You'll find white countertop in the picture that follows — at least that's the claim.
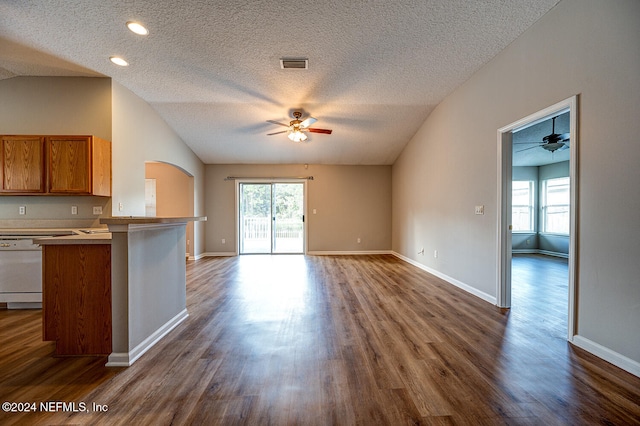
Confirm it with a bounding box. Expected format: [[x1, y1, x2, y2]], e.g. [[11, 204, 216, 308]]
[[0, 227, 111, 245], [33, 232, 111, 245]]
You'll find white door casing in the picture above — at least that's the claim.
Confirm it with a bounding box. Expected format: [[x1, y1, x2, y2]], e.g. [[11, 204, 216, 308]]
[[497, 95, 578, 341]]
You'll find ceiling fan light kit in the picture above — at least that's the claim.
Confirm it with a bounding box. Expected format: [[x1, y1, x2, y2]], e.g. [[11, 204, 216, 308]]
[[267, 110, 332, 143], [288, 130, 307, 142], [541, 142, 565, 152]]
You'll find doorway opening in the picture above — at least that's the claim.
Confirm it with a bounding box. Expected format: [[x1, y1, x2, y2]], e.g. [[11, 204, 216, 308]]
[[497, 96, 578, 341], [238, 182, 306, 254]]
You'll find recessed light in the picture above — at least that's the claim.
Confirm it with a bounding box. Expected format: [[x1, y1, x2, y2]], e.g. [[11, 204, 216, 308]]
[[109, 56, 129, 66], [127, 21, 149, 35]]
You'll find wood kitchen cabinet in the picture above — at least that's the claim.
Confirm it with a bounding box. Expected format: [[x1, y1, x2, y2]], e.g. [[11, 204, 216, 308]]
[[48, 135, 111, 196], [42, 243, 112, 356], [0, 135, 111, 196], [0, 135, 46, 193]]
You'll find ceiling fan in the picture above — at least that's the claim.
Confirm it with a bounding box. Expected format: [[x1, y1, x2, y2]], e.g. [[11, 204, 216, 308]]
[[266, 111, 332, 142], [515, 116, 570, 153]]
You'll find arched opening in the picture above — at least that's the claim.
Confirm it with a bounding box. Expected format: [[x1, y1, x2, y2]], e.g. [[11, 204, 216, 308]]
[[145, 161, 195, 258]]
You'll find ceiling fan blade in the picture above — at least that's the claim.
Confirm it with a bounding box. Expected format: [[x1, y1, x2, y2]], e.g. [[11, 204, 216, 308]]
[[308, 128, 332, 134], [558, 133, 570, 141], [300, 116, 317, 128], [515, 145, 542, 153], [267, 120, 290, 128], [267, 130, 288, 136]]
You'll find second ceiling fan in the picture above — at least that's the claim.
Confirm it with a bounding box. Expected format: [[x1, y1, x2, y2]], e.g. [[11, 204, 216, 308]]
[[267, 111, 332, 142], [515, 115, 570, 153]]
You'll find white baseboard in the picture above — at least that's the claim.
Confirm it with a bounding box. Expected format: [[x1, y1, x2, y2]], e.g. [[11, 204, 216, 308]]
[[392, 252, 496, 305], [106, 309, 189, 367], [572, 335, 640, 378], [307, 250, 392, 256], [512, 249, 568, 259], [189, 252, 210, 260], [537, 250, 569, 259], [201, 251, 237, 257], [200, 250, 393, 257], [512, 249, 537, 254]]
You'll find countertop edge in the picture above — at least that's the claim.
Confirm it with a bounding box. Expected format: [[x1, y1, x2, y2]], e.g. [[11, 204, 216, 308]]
[[34, 234, 112, 245], [100, 216, 207, 225]]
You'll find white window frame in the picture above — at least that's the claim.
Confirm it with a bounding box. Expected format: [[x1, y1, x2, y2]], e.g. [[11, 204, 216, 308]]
[[541, 177, 570, 235], [512, 180, 535, 232]]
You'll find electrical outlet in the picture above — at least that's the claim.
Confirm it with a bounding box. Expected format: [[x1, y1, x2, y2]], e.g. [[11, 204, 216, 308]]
[[19, 206, 26, 215], [221, 238, 226, 244], [93, 206, 103, 215], [118, 202, 124, 212], [434, 250, 438, 258], [357, 237, 361, 244], [71, 205, 78, 215]]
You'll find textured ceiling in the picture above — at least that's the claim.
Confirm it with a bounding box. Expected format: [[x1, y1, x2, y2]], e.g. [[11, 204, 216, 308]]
[[0, 0, 561, 165]]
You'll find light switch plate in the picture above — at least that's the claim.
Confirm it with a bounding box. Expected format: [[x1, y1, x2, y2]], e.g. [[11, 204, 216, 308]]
[[93, 206, 103, 215], [475, 205, 484, 215]]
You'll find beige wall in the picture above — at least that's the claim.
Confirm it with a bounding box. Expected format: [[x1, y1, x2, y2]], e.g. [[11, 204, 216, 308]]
[[205, 164, 391, 254], [111, 82, 206, 257], [0, 76, 112, 138], [0, 77, 112, 227], [145, 162, 195, 256], [392, 0, 640, 367]]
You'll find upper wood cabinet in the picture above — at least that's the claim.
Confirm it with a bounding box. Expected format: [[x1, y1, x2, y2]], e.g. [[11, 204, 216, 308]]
[[0, 135, 111, 196], [0, 135, 46, 193], [48, 136, 111, 196]]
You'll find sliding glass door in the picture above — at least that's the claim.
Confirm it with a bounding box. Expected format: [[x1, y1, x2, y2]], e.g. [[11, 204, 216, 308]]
[[239, 183, 272, 253], [239, 182, 304, 254]]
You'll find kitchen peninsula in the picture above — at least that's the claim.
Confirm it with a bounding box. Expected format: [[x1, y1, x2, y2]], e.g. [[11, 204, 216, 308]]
[[37, 216, 205, 366]]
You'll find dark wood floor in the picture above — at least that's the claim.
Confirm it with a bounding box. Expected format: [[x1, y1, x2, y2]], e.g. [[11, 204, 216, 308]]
[[1, 254, 639, 425]]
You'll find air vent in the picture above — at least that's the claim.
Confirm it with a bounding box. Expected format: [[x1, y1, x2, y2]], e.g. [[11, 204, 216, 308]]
[[280, 58, 308, 69]]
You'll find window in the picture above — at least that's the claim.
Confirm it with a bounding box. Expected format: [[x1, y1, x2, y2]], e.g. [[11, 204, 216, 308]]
[[512, 180, 534, 232], [542, 177, 570, 234]]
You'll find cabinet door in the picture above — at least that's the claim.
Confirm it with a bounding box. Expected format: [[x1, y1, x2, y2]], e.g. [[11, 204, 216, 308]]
[[0, 136, 45, 193], [92, 136, 112, 196], [48, 136, 91, 194], [42, 244, 112, 355]]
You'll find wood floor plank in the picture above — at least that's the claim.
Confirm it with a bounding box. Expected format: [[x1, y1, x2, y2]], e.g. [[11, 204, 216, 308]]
[[1, 254, 639, 425]]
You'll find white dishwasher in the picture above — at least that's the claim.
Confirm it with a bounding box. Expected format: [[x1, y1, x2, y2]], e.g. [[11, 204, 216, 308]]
[[0, 236, 44, 309]]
